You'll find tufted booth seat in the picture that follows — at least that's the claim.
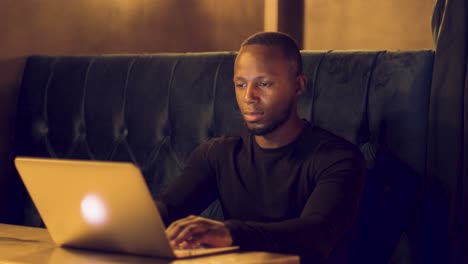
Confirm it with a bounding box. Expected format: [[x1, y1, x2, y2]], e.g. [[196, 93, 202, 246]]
[[4, 51, 434, 262]]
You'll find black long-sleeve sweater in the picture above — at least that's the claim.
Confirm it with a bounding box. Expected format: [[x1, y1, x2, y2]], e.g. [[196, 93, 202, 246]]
[[156, 122, 366, 262]]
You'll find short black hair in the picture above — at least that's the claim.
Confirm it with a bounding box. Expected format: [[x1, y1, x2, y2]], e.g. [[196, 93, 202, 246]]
[[241, 32, 303, 76]]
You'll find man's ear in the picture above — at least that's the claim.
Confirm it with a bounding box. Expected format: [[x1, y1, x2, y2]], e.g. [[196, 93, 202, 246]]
[[295, 74, 306, 96]]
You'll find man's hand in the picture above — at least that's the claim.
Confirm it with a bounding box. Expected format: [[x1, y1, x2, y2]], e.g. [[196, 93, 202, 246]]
[[166, 215, 233, 249]]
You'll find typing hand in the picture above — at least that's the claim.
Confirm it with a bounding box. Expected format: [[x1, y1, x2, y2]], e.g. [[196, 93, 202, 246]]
[[166, 215, 233, 249]]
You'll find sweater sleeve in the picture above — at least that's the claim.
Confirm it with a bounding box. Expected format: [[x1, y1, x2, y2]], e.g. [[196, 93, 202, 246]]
[[224, 142, 366, 259], [156, 140, 219, 226]]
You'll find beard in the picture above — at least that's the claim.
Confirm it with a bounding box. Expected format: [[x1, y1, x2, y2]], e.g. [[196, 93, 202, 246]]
[[245, 100, 294, 136]]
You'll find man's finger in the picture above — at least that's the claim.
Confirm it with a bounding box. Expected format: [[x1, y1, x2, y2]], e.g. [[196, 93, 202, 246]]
[[173, 223, 206, 245], [166, 215, 232, 248], [166, 215, 198, 240], [167, 215, 197, 232], [196, 228, 233, 248]]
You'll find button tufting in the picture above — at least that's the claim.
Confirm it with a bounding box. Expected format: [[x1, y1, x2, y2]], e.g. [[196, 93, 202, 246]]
[[119, 127, 128, 138], [164, 126, 171, 137], [78, 125, 87, 139], [207, 130, 215, 138], [33, 120, 49, 138]]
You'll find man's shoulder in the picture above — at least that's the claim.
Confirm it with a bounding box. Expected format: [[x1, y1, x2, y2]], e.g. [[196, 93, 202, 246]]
[[308, 126, 352, 144], [188, 135, 243, 164], [200, 135, 243, 153], [302, 125, 361, 157], [207, 134, 243, 145]]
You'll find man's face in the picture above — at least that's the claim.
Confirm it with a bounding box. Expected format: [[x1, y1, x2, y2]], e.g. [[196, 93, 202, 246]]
[[234, 45, 302, 135]]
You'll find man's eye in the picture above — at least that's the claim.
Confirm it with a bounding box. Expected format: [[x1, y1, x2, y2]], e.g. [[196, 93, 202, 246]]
[[259, 82, 271, 88], [235, 83, 246, 88]]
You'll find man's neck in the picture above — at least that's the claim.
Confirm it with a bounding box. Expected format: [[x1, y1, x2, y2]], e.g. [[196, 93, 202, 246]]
[[254, 117, 305, 149]]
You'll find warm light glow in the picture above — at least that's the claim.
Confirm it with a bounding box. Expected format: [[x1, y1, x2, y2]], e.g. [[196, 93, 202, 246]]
[[81, 194, 107, 226], [264, 0, 279, 31]]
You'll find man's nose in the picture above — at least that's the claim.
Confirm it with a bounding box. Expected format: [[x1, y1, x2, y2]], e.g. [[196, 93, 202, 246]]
[[243, 84, 258, 103]]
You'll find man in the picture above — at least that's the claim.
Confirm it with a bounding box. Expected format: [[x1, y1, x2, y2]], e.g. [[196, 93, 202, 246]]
[[156, 32, 366, 263]]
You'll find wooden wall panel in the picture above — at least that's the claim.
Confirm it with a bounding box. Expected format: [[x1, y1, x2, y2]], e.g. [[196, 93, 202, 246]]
[[304, 0, 434, 50]]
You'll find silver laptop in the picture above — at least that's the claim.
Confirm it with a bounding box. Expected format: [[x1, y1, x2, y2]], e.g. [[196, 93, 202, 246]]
[[14, 157, 238, 258]]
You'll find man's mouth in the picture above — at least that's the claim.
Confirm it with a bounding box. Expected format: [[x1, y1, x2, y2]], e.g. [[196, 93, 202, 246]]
[[243, 111, 264, 122]]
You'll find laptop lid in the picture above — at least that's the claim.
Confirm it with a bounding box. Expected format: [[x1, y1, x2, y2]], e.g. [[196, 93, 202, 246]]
[[15, 157, 178, 258]]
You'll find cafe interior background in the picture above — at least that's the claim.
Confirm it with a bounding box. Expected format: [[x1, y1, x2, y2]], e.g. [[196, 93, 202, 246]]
[[3, 0, 467, 263], [0, 1, 434, 170]]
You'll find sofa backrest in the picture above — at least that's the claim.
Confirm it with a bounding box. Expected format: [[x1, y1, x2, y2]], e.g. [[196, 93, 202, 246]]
[[7, 51, 433, 227]]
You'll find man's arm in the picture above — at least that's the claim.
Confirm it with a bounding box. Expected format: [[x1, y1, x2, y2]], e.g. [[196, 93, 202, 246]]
[[167, 143, 365, 259], [224, 144, 366, 258], [156, 140, 219, 225]]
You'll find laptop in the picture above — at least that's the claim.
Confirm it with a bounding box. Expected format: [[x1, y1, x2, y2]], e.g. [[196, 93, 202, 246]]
[[14, 157, 239, 258]]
